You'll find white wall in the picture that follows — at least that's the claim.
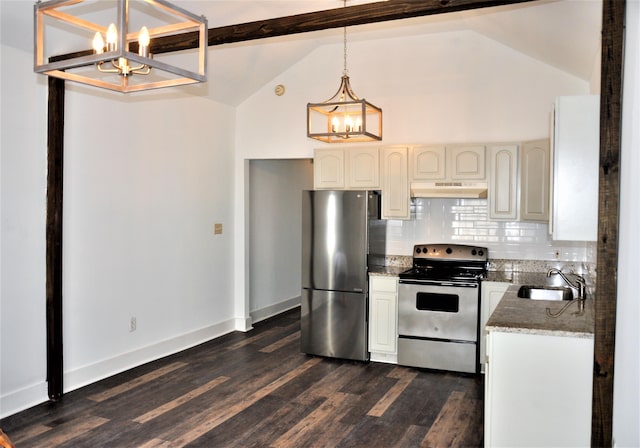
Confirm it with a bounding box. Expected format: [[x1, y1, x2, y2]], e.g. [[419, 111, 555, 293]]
[[0, 44, 238, 417], [613, 2, 640, 446], [248, 159, 313, 322], [62, 86, 237, 389], [1, 45, 49, 416]]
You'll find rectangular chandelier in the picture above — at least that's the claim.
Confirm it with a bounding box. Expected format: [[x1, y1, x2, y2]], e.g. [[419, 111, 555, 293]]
[[307, 79, 383, 144], [34, 0, 207, 93]]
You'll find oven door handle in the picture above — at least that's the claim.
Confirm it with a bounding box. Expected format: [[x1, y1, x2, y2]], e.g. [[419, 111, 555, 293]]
[[399, 280, 479, 288]]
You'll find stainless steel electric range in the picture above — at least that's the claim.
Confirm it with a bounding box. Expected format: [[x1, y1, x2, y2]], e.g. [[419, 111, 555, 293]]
[[398, 243, 488, 373]]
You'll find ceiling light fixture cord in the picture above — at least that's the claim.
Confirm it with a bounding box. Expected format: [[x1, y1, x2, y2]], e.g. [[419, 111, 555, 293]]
[[343, 0, 348, 76]]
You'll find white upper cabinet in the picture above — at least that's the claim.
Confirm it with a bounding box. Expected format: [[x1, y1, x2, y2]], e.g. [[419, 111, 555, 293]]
[[313, 147, 379, 190], [550, 96, 599, 241], [448, 145, 487, 180], [410, 145, 446, 180], [488, 140, 550, 222], [381, 146, 410, 219], [520, 139, 550, 222], [489, 145, 519, 220], [314, 148, 345, 189], [410, 145, 486, 182], [346, 148, 380, 189]]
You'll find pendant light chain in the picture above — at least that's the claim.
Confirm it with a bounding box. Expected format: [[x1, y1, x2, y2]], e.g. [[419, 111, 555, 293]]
[[343, 26, 348, 76], [305, 0, 382, 143], [343, 0, 348, 76]]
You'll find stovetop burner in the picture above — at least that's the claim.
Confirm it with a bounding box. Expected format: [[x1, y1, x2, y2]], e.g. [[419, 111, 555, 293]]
[[400, 243, 488, 282], [400, 266, 486, 281]]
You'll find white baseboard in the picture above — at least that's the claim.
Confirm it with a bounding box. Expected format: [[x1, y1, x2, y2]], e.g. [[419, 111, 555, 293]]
[[250, 296, 301, 324], [64, 318, 236, 396], [0, 381, 48, 419], [370, 352, 398, 364], [234, 316, 253, 332]]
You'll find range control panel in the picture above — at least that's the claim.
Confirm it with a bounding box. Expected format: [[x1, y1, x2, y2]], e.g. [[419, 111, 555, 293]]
[[412, 243, 488, 262]]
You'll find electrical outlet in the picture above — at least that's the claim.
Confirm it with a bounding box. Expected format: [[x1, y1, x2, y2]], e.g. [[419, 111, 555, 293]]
[[214, 223, 223, 235], [130, 317, 137, 332]]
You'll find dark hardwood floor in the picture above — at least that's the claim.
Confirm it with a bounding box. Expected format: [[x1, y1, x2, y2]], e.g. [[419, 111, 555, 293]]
[[0, 309, 484, 447]]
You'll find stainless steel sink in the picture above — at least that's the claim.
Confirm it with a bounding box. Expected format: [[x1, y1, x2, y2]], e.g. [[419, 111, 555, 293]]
[[517, 285, 574, 301]]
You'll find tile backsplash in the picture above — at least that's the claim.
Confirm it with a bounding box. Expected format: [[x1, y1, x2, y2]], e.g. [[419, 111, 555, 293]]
[[386, 198, 596, 264]]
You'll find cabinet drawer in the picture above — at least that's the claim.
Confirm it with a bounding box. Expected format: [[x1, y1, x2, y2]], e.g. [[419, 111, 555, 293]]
[[370, 276, 398, 293]]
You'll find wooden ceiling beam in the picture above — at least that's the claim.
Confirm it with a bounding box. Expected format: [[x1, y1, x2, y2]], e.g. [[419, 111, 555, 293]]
[[162, 0, 537, 52], [51, 0, 537, 61]]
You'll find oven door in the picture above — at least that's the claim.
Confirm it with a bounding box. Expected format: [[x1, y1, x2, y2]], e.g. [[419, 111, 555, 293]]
[[397, 279, 480, 373], [398, 280, 479, 342]]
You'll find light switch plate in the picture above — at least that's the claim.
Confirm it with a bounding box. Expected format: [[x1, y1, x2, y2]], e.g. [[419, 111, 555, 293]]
[[214, 223, 223, 235]]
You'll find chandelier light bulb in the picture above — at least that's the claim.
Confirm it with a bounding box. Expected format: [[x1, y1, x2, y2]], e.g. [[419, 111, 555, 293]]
[[344, 116, 353, 133], [138, 26, 150, 57], [106, 23, 118, 51], [331, 117, 340, 133], [92, 32, 104, 54]]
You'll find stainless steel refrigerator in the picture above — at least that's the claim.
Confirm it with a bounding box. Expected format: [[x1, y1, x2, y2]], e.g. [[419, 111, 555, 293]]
[[301, 190, 386, 361]]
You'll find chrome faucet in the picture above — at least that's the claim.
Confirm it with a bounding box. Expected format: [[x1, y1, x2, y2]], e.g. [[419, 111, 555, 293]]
[[547, 268, 586, 313]]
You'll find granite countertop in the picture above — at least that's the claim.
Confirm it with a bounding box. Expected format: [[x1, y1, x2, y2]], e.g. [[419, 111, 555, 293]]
[[368, 265, 408, 277], [485, 276, 595, 338], [369, 263, 595, 338]]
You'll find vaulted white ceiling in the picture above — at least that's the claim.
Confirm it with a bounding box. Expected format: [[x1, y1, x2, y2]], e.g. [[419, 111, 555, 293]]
[[1, 0, 602, 106]]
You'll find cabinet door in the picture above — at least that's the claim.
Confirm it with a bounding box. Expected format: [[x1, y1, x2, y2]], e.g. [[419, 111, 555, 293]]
[[368, 277, 398, 357], [314, 148, 344, 189], [520, 139, 550, 222], [346, 148, 379, 189], [551, 96, 599, 241], [489, 145, 518, 220], [480, 281, 509, 371], [381, 147, 410, 219], [448, 145, 486, 180], [485, 331, 593, 447], [409, 145, 446, 181]]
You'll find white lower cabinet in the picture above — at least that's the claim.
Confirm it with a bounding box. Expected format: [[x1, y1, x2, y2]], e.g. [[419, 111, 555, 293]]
[[479, 281, 509, 372], [484, 330, 594, 447], [368, 276, 398, 363]]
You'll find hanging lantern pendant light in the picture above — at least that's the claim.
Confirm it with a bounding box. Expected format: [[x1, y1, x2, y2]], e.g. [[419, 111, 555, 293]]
[[34, 0, 208, 93], [307, 2, 382, 143]]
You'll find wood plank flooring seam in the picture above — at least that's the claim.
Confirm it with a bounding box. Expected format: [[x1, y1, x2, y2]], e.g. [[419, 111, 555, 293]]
[[367, 368, 418, 417], [88, 361, 188, 402], [16, 415, 110, 447], [421, 390, 483, 447], [132, 375, 231, 424], [269, 392, 350, 448], [137, 438, 174, 448], [225, 327, 282, 350], [9, 423, 53, 445], [259, 331, 300, 353]]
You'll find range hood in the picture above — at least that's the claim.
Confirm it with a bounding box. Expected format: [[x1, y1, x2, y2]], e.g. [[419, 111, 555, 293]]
[[410, 182, 488, 199]]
